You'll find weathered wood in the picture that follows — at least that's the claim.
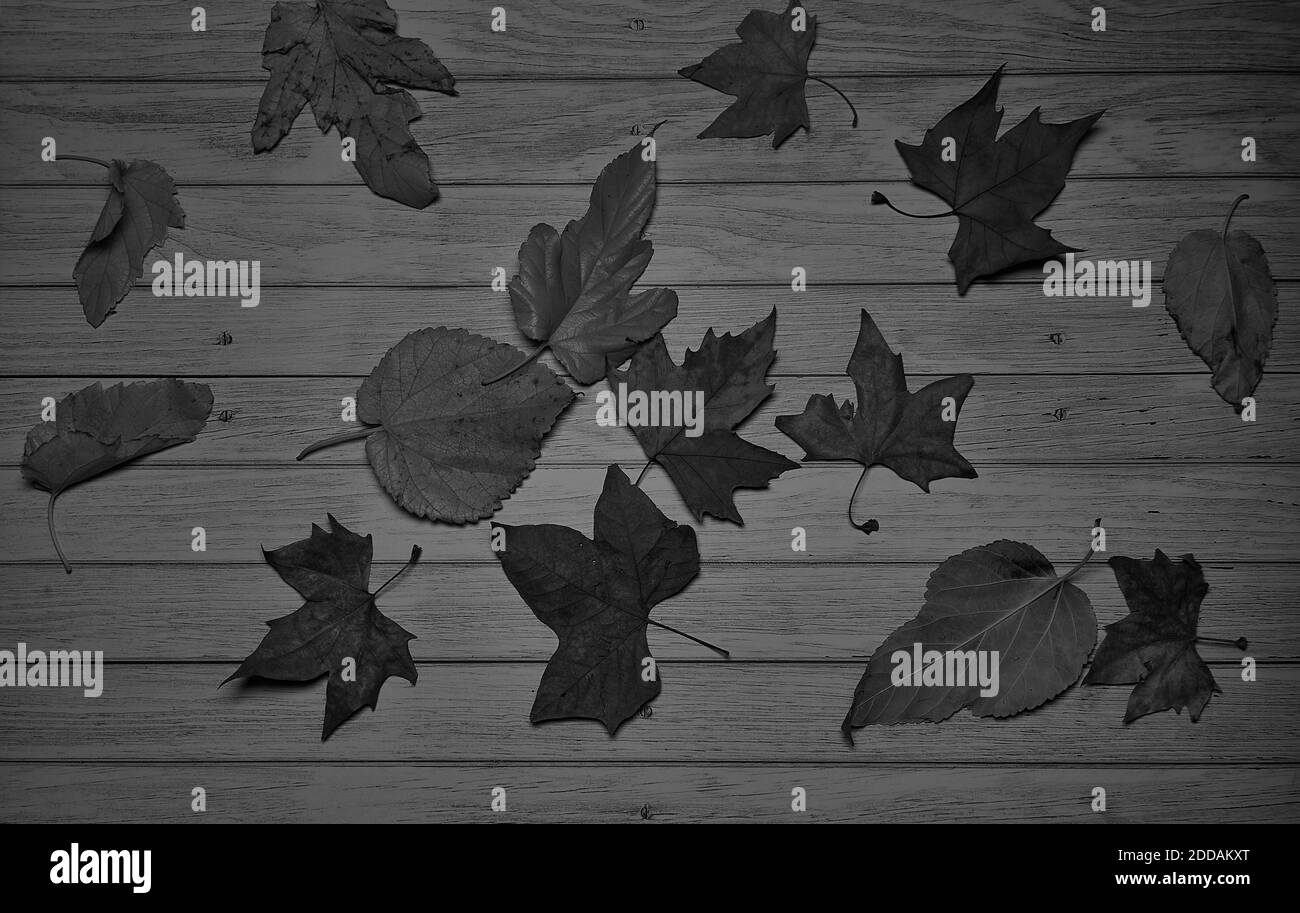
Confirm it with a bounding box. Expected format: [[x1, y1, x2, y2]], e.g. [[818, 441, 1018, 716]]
[[5, 76, 1295, 184], [2, 0, 1295, 79], [2, 181, 1295, 287], [0, 664, 1290, 763], [2, 375, 1294, 466], [3, 286, 1297, 377], [0, 562, 1283, 661], [2, 464, 1294, 564], [0, 764, 1291, 823]]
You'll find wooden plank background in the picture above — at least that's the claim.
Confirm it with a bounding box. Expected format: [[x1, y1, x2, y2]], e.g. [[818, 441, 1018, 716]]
[[0, 0, 1297, 823]]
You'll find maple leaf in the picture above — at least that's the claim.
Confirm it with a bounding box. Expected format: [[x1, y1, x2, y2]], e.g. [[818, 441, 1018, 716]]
[[1085, 551, 1242, 723], [875, 66, 1103, 293], [296, 327, 575, 522], [251, 0, 457, 208], [843, 538, 1097, 737], [21, 379, 213, 574], [494, 464, 703, 733], [65, 156, 185, 328], [607, 310, 798, 524], [776, 309, 975, 532], [1164, 195, 1279, 409], [225, 515, 420, 740], [495, 144, 678, 386], [678, 0, 857, 149]]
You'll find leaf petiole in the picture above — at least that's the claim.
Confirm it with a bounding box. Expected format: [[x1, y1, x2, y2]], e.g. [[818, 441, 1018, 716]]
[[55, 154, 112, 169], [371, 545, 423, 600], [296, 426, 374, 460], [1222, 194, 1249, 236], [1196, 635, 1248, 650], [48, 492, 72, 574], [807, 75, 859, 128], [846, 465, 875, 532], [481, 344, 548, 386], [871, 191, 954, 219], [647, 618, 729, 658]]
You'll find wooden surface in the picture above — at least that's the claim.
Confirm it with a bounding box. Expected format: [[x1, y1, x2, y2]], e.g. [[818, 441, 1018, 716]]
[[0, 0, 1297, 823]]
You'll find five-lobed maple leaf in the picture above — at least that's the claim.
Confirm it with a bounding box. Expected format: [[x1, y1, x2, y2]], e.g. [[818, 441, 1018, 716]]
[[608, 310, 798, 524], [498, 143, 679, 386], [63, 155, 185, 327], [1164, 195, 1279, 410], [1085, 551, 1241, 723], [252, 0, 457, 208], [843, 538, 1098, 738], [296, 327, 575, 522], [21, 378, 213, 574], [875, 66, 1103, 293], [776, 309, 975, 531], [225, 515, 420, 740], [678, 0, 857, 148], [494, 464, 704, 733]]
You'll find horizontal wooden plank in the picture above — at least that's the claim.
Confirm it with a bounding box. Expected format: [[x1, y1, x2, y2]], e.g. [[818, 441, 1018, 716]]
[[2, 0, 1295, 79], [0, 764, 1291, 823], [6, 75, 1296, 184], [4, 286, 1298, 377], [0, 664, 1290, 762], [0, 562, 1284, 661], [2, 464, 1295, 564], [3, 375, 1296, 467], [2, 180, 1296, 287]]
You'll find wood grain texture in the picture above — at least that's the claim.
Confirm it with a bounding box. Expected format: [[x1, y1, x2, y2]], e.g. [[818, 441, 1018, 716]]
[[0, 664, 1291, 763], [0, 563, 1283, 661], [2, 0, 1296, 79], [3, 376, 1296, 466], [4, 286, 1299, 377], [2, 464, 1295, 564], [3, 181, 1296, 288], [6, 76, 1296, 184], [0, 765, 1292, 823]]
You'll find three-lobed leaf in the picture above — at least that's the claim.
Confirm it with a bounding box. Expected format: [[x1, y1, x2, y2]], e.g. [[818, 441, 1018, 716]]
[[843, 539, 1097, 735], [252, 0, 457, 208], [21, 379, 213, 573], [225, 515, 418, 740], [608, 310, 798, 523], [494, 464, 700, 733], [74, 159, 186, 327], [1164, 195, 1278, 409], [508, 144, 678, 384]]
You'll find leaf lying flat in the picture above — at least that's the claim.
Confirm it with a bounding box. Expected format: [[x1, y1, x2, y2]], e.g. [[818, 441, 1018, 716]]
[[298, 327, 575, 522], [494, 465, 700, 733], [608, 310, 798, 524], [843, 540, 1097, 735], [886, 66, 1103, 293], [252, 0, 457, 208], [507, 144, 678, 384], [1164, 195, 1278, 409], [74, 159, 185, 327], [776, 309, 975, 529], [21, 379, 213, 573], [1085, 551, 1221, 723], [225, 515, 418, 740]]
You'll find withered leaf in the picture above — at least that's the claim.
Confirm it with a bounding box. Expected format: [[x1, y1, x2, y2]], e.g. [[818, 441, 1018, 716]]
[[879, 66, 1102, 293], [252, 0, 457, 208], [608, 310, 798, 524], [225, 515, 419, 740], [296, 327, 575, 522], [73, 158, 185, 327], [21, 379, 213, 573], [494, 465, 700, 733]]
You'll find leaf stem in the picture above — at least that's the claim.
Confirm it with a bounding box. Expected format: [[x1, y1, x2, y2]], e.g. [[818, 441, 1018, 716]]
[[871, 191, 954, 219], [295, 426, 374, 460], [1196, 636, 1248, 650], [647, 618, 729, 658], [481, 344, 548, 386], [55, 154, 111, 169], [48, 493, 72, 574], [635, 459, 654, 486], [847, 465, 871, 531], [372, 545, 422, 600], [807, 75, 859, 128], [1222, 194, 1249, 235], [1060, 527, 1101, 584]]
